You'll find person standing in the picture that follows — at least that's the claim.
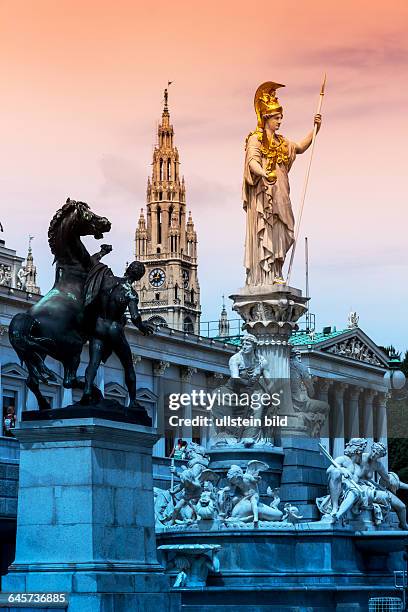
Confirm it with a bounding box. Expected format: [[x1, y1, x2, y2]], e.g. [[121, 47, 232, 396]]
[[3, 406, 16, 437]]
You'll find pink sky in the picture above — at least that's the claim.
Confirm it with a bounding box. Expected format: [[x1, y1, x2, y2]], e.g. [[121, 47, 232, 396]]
[[1, 0, 408, 349]]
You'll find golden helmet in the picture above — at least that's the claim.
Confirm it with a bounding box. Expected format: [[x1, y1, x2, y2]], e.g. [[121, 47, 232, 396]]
[[254, 81, 285, 129]]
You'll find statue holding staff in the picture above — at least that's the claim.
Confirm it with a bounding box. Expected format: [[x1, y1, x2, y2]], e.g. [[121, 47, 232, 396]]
[[243, 81, 322, 285]]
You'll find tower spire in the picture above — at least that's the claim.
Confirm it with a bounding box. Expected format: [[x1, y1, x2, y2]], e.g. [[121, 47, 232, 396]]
[[134, 86, 201, 334]]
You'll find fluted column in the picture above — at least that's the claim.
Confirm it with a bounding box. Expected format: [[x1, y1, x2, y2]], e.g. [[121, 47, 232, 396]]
[[333, 383, 347, 459], [375, 392, 389, 470], [180, 366, 197, 443], [346, 386, 362, 439], [153, 360, 170, 457], [317, 379, 331, 451], [362, 389, 377, 445]]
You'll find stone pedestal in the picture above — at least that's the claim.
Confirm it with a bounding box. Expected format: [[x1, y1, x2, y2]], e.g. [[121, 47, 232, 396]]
[[229, 284, 308, 435], [2, 416, 178, 612], [229, 284, 328, 517]]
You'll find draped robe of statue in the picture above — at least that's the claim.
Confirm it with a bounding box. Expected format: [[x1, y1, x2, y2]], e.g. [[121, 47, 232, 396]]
[[243, 132, 297, 285]]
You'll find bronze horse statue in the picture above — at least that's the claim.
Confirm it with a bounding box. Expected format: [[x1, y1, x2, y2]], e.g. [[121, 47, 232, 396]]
[[9, 198, 112, 410]]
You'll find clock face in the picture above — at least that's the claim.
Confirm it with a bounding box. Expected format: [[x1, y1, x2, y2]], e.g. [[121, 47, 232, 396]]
[[149, 268, 166, 287], [182, 269, 190, 288]]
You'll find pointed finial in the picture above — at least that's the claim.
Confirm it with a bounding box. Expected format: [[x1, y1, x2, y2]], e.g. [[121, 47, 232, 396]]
[[163, 81, 173, 112]]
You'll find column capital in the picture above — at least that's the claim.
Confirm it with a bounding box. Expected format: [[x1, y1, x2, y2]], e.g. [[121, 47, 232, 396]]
[[153, 360, 170, 377], [335, 381, 348, 396], [206, 371, 227, 385], [364, 388, 378, 401], [0, 324, 8, 336], [181, 366, 197, 383], [132, 354, 142, 365], [348, 385, 363, 400], [317, 378, 332, 393], [375, 391, 390, 407]]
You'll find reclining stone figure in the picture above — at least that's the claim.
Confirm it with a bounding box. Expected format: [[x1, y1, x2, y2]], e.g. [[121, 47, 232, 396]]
[[225, 461, 283, 526], [317, 438, 408, 529]]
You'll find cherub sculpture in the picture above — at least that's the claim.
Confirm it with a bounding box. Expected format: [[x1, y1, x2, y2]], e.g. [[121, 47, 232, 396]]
[[226, 460, 283, 526], [169, 443, 217, 524], [194, 491, 217, 521]]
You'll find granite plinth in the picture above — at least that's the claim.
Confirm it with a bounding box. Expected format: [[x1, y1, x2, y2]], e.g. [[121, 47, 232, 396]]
[[279, 437, 328, 519], [2, 415, 175, 611]]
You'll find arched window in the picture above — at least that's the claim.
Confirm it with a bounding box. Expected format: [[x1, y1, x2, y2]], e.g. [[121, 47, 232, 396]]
[[159, 159, 163, 181], [183, 317, 194, 333], [190, 288, 195, 303], [167, 159, 171, 180], [174, 283, 179, 300], [157, 207, 162, 243]]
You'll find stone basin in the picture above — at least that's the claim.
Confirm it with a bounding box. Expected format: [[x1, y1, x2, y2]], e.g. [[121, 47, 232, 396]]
[[354, 530, 408, 554]]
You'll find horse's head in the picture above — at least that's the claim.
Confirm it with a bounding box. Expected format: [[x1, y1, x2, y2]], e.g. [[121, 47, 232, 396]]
[[48, 198, 112, 266], [73, 200, 111, 240]]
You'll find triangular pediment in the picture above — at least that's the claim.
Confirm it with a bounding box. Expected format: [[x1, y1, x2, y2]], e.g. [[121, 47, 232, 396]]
[[136, 387, 158, 403], [2, 362, 28, 378], [313, 329, 388, 368], [105, 382, 127, 397]]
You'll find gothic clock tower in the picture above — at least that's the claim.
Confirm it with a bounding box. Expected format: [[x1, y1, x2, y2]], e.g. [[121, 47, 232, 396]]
[[134, 88, 201, 333]]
